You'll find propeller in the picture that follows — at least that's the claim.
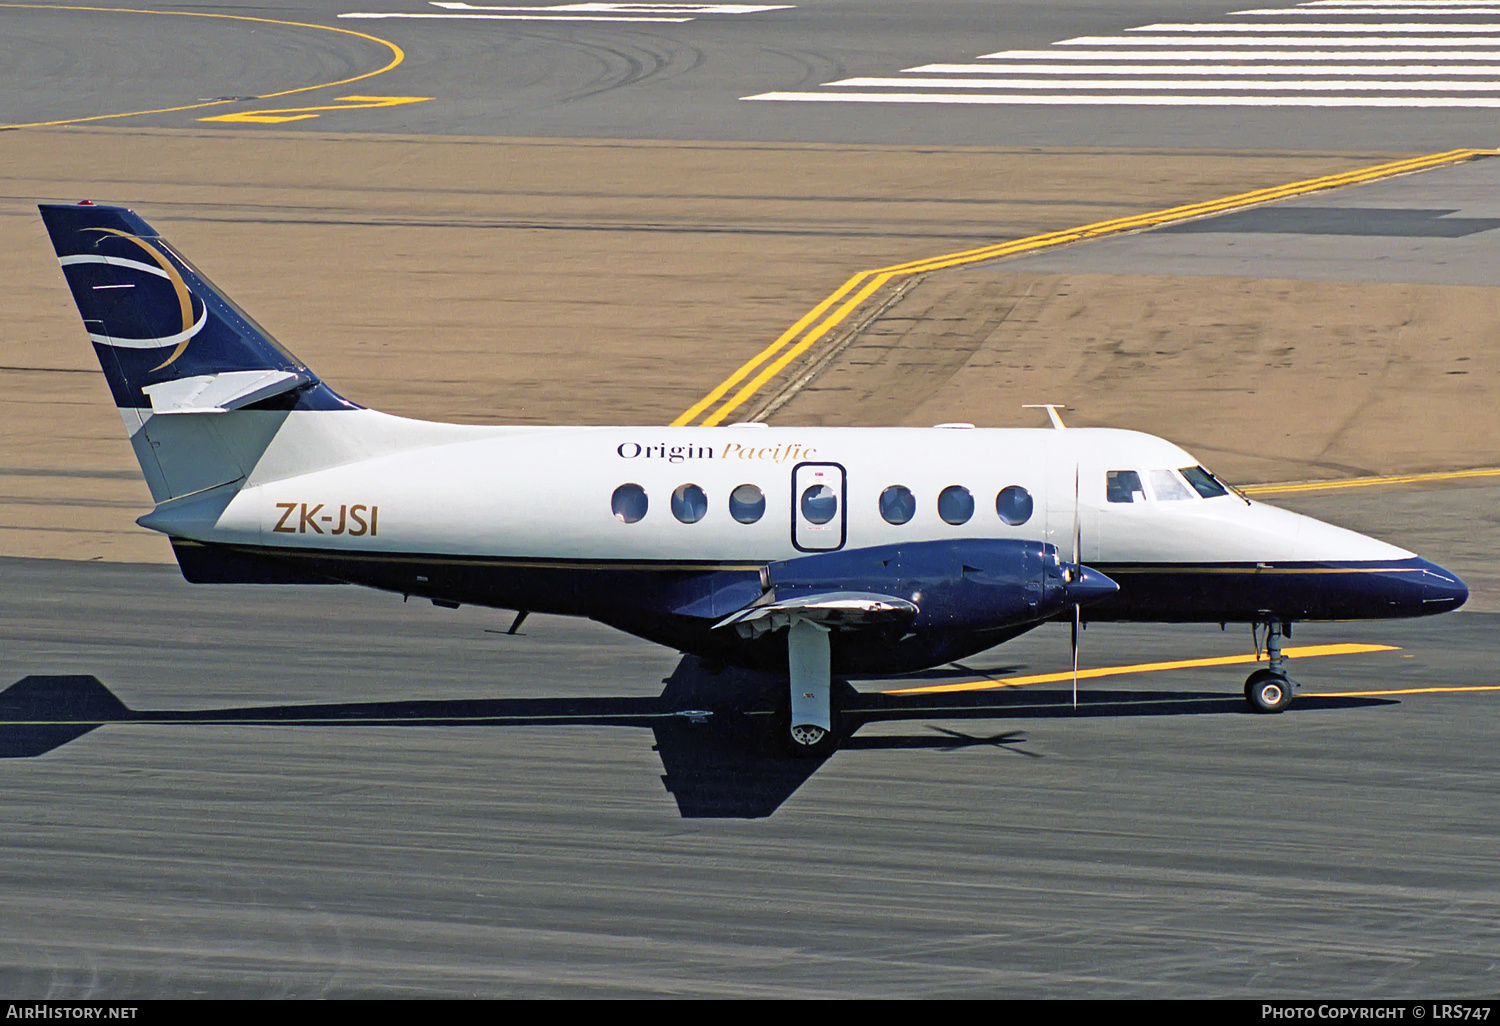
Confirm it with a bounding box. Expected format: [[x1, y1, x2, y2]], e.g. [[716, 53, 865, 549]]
[[1058, 463, 1117, 706], [1071, 463, 1081, 710]]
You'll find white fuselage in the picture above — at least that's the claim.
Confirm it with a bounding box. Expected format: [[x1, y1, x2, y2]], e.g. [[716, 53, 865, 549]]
[[155, 414, 1410, 568]]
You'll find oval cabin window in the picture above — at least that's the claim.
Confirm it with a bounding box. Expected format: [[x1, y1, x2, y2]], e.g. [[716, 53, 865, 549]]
[[611, 483, 648, 524], [938, 485, 974, 525], [879, 485, 916, 525], [728, 483, 766, 524], [800, 484, 838, 525], [671, 483, 708, 524], [995, 485, 1033, 526]]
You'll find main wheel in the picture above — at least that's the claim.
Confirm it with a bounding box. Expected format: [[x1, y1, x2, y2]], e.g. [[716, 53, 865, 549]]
[[1245, 669, 1293, 713], [776, 707, 842, 759]]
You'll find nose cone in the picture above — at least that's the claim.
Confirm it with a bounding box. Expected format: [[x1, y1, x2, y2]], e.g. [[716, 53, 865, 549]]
[[1411, 558, 1468, 614], [1067, 564, 1119, 608]]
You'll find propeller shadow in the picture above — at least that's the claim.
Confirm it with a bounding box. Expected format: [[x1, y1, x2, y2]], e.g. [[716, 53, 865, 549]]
[[0, 662, 1396, 818]]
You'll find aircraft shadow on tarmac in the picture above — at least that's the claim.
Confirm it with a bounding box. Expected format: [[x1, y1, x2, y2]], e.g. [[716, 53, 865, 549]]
[[0, 661, 1395, 818]]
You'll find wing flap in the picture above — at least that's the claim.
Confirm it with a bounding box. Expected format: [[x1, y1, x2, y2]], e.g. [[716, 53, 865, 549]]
[[715, 590, 918, 636]]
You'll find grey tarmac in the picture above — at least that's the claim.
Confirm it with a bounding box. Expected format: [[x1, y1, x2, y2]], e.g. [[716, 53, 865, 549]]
[[1, 573, 1497, 996], [4, 0, 1500, 149], [0, 482, 1496, 997], [1, 0, 1497, 1000]]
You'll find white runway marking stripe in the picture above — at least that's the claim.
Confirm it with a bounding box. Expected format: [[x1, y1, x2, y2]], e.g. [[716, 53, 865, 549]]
[[972, 49, 1500, 59], [340, 12, 696, 19], [906, 64, 1500, 75], [1060, 36, 1500, 45], [836, 77, 1500, 91], [747, 1, 1500, 108], [427, 2, 789, 8], [339, 2, 791, 22], [1242, 6, 1500, 12], [746, 91, 1500, 107], [1130, 22, 1500, 31], [1235, 6, 1500, 12], [1298, 1, 1500, 5]]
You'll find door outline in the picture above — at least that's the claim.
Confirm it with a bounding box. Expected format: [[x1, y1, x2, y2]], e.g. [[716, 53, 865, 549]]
[[790, 461, 847, 552]]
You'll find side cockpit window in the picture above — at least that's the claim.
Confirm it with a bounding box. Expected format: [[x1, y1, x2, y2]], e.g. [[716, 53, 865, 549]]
[[1106, 470, 1145, 504], [1180, 465, 1230, 498], [1149, 469, 1195, 502]]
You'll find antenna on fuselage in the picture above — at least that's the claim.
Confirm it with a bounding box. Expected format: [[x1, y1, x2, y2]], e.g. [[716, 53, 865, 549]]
[[1022, 404, 1068, 429]]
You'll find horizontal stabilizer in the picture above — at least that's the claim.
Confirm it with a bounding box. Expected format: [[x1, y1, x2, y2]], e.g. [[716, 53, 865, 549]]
[[715, 590, 918, 638], [141, 369, 311, 415]]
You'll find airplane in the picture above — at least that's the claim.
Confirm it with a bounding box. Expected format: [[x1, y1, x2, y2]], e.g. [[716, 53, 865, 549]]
[[36, 201, 1469, 756]]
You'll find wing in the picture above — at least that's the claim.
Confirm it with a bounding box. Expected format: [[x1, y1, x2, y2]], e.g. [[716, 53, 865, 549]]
[[714, 590, 918, 639]]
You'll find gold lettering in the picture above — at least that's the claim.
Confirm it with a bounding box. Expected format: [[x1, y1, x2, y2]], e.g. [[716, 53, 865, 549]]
[[299, 503, 324, 534], [370, 505, 378, 536], [331, 504, 347, 535], [347, 505, 368, 537], [273, 502, 298, 533]]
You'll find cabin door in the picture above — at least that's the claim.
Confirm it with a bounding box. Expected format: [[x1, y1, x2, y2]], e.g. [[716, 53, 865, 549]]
[[791, 462, 846, 552]]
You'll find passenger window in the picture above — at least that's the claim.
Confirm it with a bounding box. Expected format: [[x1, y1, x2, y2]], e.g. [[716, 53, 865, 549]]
[[801, 484, 838, 525], [879, 485, 916, 525], [671, 483, 707, 524], [1106, 470, 1145, 504], [938, 485, 974, 525], [728, 483, 766, 524], [611, 483, 648, 523], [1149, 469, 1195, 502], [1180, 465, 1229, 498], [995, 485, 1033, 526]]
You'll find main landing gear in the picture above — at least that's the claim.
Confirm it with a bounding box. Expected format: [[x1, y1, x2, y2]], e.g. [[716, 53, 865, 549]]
[[782, 618, 840, 758], [1245, 620, 1295, 713]]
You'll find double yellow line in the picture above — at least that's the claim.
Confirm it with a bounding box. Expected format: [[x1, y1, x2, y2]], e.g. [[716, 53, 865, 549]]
[[0, 4, 405, 129], [674, 147, 1496, 428], [1243, 467, 1500, 496]]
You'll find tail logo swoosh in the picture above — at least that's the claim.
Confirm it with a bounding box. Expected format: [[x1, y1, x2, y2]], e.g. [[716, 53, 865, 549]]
[[77, 228, 203, 371]]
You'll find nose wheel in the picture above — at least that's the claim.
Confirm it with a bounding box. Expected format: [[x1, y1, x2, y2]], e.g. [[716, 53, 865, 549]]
[[1244, 620, 1295, 713], [1245, 669, 1293, 713]]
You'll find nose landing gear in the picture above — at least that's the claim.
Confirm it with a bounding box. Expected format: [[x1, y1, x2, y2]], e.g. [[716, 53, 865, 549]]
[[1245, 620, 1295, 713]]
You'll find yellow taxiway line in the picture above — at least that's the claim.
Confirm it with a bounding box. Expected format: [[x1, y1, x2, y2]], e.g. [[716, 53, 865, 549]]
[[0, 4, 405, 129], [1243, 467, 1500, 496], [1317, 684, 1500, 698], [884, 642, 1398, 695], [675, 147, 1497, 428]]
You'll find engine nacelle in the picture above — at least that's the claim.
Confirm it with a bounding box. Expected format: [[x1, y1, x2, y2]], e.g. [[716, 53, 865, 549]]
[[767, 538, 1111, 634]]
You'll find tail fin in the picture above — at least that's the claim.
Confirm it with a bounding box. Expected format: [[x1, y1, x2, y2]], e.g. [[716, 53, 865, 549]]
[[39, 202, 358, 502]]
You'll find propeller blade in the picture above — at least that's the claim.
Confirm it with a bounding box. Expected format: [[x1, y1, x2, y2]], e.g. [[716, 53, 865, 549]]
[[1072, 463, 1081, 710], [1072, 464, 1081, 570], [1072, 602, 1080, 710]]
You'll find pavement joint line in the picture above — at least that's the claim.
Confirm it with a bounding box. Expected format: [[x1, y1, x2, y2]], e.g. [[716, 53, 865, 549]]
[[673, 146, 1497, 427], [884, 642, 1399, 695], [0, 4, 405, 130], [746, 272, 930, 424]]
